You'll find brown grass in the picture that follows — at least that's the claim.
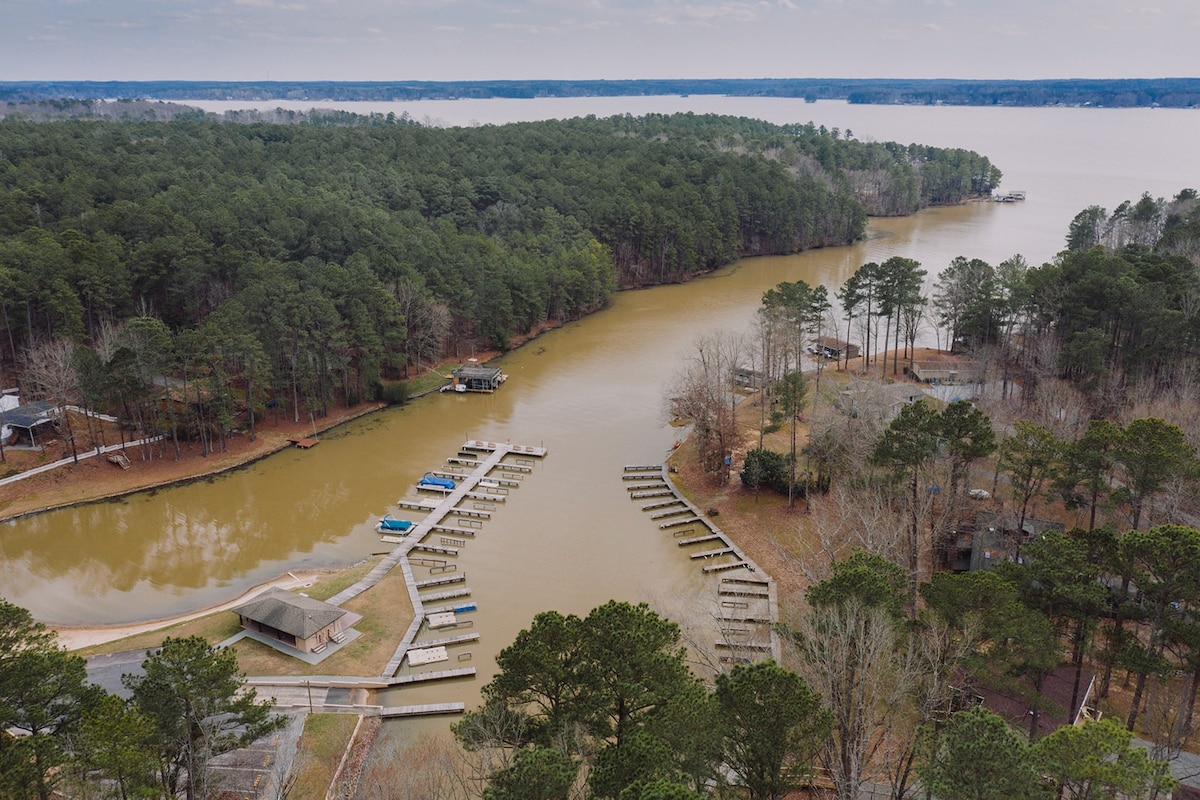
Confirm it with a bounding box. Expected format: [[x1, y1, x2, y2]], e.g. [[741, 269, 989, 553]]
[[230, 560, 413, 678], [287, 714, 360, 799]]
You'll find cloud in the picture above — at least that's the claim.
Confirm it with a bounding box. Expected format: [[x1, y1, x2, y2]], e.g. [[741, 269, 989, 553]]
[[492, 21, 561, 33], [648, 1, 767, 26]]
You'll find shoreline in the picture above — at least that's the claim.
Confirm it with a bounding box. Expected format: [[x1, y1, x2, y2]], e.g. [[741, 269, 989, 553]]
[[0, 402, 388, 525], [49, 568, 332, 651]]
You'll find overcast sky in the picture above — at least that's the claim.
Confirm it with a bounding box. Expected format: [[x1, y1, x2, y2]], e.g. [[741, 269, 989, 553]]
[[3, 0, 1198, 83]]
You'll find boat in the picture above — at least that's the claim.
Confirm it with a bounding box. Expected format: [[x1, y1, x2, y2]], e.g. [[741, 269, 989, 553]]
[[418, 473, 456, 490], [377, 514, 415, 533]]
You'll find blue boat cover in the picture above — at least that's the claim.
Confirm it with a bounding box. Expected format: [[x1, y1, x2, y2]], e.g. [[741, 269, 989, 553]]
[[419, 472, 456, 489]]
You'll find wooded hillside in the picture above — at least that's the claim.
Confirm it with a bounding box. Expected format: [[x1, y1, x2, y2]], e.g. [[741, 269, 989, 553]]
[[0, 113, 998, 430]]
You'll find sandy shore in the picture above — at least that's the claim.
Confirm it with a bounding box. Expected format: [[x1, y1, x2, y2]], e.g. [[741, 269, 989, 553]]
[[49, 569, 327, 651]]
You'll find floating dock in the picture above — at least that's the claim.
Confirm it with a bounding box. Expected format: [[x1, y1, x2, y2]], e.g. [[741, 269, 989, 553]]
[[380, 703, 466, 718], [371, 440, 547, 679]]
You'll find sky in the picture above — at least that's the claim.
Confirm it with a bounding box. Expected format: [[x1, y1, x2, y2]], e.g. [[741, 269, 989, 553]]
[[3, 0, 1199, 83]]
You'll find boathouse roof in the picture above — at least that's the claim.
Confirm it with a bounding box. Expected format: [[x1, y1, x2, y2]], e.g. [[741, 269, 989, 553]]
[[451, 365, 503, 381], [232, 587, 346, 639]]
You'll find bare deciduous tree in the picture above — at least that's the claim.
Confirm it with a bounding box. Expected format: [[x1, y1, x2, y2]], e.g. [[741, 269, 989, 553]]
[[20, 336, 80, 462], [392, 278, 451, 377], [666, 331, 747, 478], [790, 596, 905, 800]]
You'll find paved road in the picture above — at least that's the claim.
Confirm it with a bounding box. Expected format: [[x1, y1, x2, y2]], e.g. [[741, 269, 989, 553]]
[[84, 649, 146, 698]]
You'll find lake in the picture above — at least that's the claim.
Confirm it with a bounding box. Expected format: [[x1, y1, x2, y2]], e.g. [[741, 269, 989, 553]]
[[1, 99, 1194, 681]]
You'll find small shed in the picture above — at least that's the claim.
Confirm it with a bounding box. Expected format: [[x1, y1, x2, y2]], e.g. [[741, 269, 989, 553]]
[[450, 365, 506, 392], [232, 587, 354, 655], [813, 336, 860, 360], [2, 399, 58, 446]]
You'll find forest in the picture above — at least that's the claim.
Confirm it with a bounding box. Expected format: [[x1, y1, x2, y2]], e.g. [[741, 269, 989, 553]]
[[4, 77, 1200, 108], [0, 112, 998, 450]]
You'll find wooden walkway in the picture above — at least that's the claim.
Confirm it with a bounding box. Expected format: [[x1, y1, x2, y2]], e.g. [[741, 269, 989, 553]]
[[372, 441, 547, 681], [381, 703, 466, 718]]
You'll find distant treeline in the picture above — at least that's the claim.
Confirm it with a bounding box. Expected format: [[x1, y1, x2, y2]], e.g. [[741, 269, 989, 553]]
[[3, 77, 1199, 108]]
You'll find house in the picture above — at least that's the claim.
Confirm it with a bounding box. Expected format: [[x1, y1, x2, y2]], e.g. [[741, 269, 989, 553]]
[[449, 364, 507, 393], [813, 336, 860, 361], [1, 398, 59, 447], [232, 587, 358, 656], [840, 381, 927, 422], [732, 366, 768, 389], [908, 352, 981, 385], [949, 510, 1066, 572]]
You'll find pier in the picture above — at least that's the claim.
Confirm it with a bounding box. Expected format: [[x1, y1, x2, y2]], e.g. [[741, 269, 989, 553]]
[[320, 439, 547, 692], [628, 464, 780, 662], [380, 703, 466, 718], [372, 439, 547, 681]]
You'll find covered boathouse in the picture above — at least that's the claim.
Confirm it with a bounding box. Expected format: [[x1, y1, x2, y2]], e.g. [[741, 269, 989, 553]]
[[449, 364, 507, 392], [813, 336, 860, 361], [232, 587, 357, 656]]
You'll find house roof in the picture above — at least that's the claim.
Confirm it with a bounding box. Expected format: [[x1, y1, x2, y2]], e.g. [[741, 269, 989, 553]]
[[232, 587, 346, 639], [2, 400, 58, 430], [976, 510, 1066, 538], [912, 353, 980, 373], [977, 664, 1095, 736], [842, 383, 927, 404]]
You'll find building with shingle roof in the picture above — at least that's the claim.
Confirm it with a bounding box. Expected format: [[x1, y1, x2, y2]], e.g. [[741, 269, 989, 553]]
[[232, 587, 356, 656]]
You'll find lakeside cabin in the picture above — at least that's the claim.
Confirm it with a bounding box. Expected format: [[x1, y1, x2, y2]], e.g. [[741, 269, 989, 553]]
[[448, 364, 507, 393], [1, 398, 58, 447], [840, 382, 927, 422], [232, 587, 359, 656], [732, 366, 768, 389]]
